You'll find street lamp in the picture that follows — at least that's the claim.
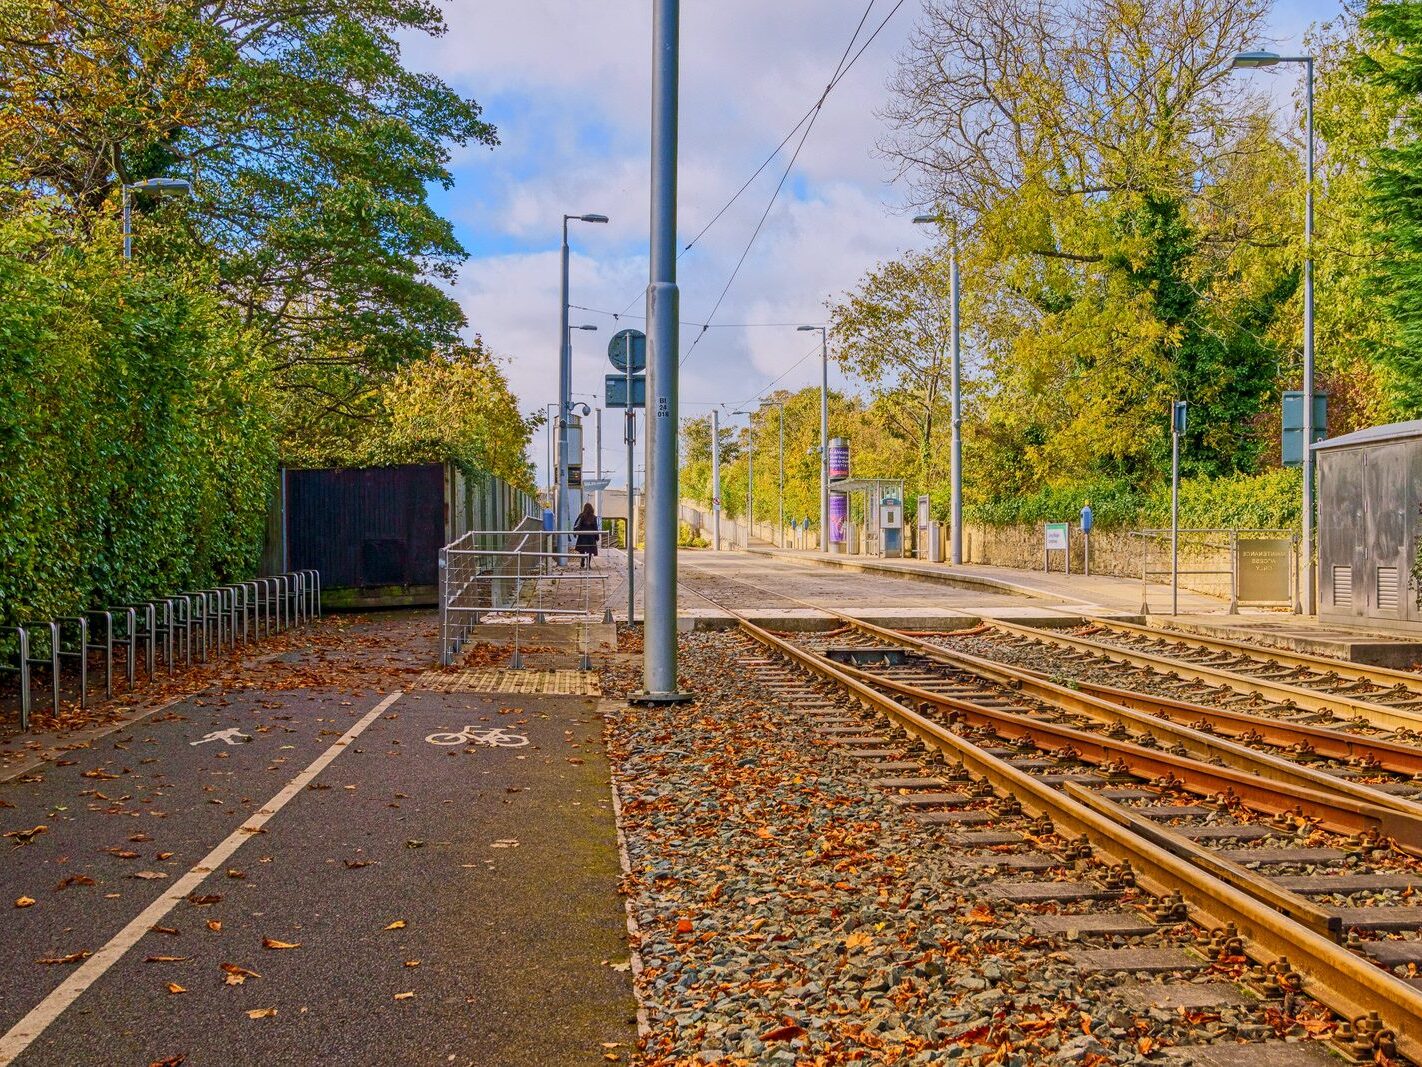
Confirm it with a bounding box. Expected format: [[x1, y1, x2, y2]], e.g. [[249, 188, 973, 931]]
[[759, 400, 786, 546], [122, 177, 193, 260], [558, 213, 609, 545], [732, 409, 756, 547], [1230, 50, 1316, 614], [797, 325, 829, 553], [913, 213, 962, 565]]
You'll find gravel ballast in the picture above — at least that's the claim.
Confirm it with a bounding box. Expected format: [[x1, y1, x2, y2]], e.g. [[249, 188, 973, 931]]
[[604, 630, 1321, 1065]]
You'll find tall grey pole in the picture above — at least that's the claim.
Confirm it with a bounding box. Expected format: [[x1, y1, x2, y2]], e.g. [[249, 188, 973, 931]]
[[1171, 406, 1182, 618], [595, 407, 603, 518], [626, 409, 635, 625], [747, 425, 754, 546], [820, 333, 828, 552], [558, 217, 572, 549], [1302, 58, 1315, 616], [711, 409, 722, 551], [949, 245, 963, 565], [638, 0, 687, 701], [777, 406, 784, 547]]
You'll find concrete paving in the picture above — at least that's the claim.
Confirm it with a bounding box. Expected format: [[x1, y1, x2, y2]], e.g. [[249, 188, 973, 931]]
[[0, 623, 636, 1067]]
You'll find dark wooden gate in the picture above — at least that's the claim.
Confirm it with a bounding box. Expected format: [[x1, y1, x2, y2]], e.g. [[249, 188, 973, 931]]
[[284, 464, 445, 594]]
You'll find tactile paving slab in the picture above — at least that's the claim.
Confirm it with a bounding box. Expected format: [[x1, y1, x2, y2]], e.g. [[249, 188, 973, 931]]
[[413, 668, 602, 696]]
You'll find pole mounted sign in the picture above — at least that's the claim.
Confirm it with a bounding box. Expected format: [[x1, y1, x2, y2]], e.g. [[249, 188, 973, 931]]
[[608, 329, 647, 374]]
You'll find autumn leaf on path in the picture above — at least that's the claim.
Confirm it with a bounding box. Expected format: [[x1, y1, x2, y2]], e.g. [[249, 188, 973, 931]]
[[220, 962, 260, 985], [393, 991, 415, 1001], [37, 951, 90, 965], [384, 920, 407, 930], [844, 931, 873, 951], [55, 875, 95, 890], [132, 871, 168, 881], [4, 825, 47, 844], [145, 956, 189, 963], [14, 896, 35, 908], [245, 1007, 277, 1019], [963, 905, 997, 925], [262, 938, 300, 950], [166, 983, 186, 995]]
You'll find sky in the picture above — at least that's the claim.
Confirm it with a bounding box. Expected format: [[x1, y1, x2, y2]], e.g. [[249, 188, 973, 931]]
[[402, 0, 1345, 490]]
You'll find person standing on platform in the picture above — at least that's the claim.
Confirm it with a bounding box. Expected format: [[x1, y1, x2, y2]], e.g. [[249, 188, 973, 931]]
[[574, 502, 600, 569]]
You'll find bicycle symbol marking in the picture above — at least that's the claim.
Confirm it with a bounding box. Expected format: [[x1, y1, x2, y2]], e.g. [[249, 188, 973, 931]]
[[424, 726, 530, 748]]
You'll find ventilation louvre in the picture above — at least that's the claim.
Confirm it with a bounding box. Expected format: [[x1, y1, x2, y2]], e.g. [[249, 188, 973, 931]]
[[1378, 566, 1400, 613], [1332, 565, 1354, 608]]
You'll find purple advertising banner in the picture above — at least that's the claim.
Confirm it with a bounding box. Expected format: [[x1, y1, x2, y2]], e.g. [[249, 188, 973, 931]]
[[830, 492, 848, 544], [828, 437, 850, 481]]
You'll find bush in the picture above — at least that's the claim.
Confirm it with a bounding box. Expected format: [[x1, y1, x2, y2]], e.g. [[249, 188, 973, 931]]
[[0, 213, 276, 628]]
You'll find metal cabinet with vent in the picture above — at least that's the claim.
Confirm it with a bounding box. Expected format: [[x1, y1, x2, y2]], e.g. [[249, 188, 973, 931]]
[[1316, 421, 1422, 634]]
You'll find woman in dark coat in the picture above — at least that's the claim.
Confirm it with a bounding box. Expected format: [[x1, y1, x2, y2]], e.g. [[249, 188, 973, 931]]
[[573, 502, 599, 568]]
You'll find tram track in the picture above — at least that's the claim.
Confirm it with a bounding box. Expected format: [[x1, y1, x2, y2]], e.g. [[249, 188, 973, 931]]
[[674, 561, 1422, 1061]]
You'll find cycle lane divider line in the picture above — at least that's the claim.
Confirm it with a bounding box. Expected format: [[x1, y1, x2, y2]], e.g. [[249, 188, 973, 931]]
[[0, 689, 404, 1066]]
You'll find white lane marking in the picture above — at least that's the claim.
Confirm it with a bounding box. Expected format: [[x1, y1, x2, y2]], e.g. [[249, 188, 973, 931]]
[[0, 691, 404, 1065], [189, 727, 252, 746]]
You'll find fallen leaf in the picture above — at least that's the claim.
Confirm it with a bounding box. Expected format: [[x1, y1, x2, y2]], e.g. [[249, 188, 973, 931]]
[[4, 825, 47, 844], [844, 930, 872, 951], [150, 926, 179, 936], [166, 983, 186, 995], [262, 938, 300, 950], [762, 1024, 808, 1042], [206, 920, 222, 933], [404, 960, 420, 967], [226, 869, 245, 880], [14, 896, 35, 908], [245, 1007, 276, 1019], [132, 871, 168, 881], [963, 905, 996, 925], [188, 894, 222, 906], [156, 852, 174, 861], [343, 860, 370, 869], [566, 757, 585, 765], [55, 875, 95, 890], [37, 951, 91, 965], [393, 991, 415, 1000], [129, 833, 153, 843], [754, 827, 773, 840], [384, 920, 406, 930], [108, 850, 139, 860], [675, 918, 693, 934], [220, 962, 260, 985], [145, 955, 189, 963], [149, 1056, 185, 1067]]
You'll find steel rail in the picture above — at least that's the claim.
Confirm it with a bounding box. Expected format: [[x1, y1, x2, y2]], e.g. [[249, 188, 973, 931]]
[[1038, 673, 1422, 778], [833, 616, 1422, 833], [729, 613, 1422, 1061], [1088, 617, 1422, 691], [816, 640, 1422, 850], [987, 618, 1422, 734]]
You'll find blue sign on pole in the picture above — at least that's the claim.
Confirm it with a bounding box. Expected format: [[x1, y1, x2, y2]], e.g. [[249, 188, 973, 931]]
[[606, 374, 647, 409], [1080, 504, 1093, 534]]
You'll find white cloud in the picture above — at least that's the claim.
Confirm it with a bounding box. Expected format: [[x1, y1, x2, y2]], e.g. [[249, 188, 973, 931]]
[[411, 0, 1338, 486]]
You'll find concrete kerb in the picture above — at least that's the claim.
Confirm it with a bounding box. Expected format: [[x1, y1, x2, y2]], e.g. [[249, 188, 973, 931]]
[[603, 699, 653, 1041], [746, 547, 1068, 602]]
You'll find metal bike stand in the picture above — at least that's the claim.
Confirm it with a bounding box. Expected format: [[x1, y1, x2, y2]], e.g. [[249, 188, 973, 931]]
[[56, 616, 89, 709], [86, 610, 115, 698], [2, 626, 32, 729]]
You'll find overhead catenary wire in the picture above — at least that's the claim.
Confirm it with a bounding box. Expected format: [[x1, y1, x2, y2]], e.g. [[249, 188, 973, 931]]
[[681, 0, 909, 367]]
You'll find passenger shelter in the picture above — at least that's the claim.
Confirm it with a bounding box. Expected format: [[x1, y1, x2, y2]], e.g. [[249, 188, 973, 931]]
[[1315, 420, 1422, 634]]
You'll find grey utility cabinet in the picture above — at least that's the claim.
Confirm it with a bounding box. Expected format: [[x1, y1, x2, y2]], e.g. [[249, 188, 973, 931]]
[[1315, 420, 1422, 634]]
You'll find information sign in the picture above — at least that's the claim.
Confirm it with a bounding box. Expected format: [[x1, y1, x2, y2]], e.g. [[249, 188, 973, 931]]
[[606, 374, 646, 409], [1237, 538, 1292, 604], [1044, 523, 1069, 551]]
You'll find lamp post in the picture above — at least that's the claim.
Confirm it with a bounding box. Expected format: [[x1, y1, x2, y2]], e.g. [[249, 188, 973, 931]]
[[711, 408, 722, 551], [732, 409, 756, 547], [797, 325, 829, 552], [1231, 50, 1315, 614], [122, 177, 193, 260], [759, 400, 785, 546], [558, 214, 609, 547], [913, 214, 962, 565]]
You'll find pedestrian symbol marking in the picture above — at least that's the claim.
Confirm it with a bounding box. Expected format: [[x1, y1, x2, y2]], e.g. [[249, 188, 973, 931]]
[[424, 726, 530, 748], [190, 728, 253, 746]]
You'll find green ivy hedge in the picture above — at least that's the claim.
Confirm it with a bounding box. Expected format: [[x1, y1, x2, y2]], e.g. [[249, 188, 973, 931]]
[[0, 215, 276, 630], [964, 468, 1302, 532]]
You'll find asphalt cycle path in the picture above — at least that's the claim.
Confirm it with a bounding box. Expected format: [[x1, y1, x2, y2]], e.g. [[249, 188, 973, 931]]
[[0, 618, 636, 1067]]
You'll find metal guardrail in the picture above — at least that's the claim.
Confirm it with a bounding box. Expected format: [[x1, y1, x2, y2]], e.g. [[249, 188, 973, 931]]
[[438, 529, 614, 668], [1129, 528, 1299, 615], [1, 570, 320, 731]]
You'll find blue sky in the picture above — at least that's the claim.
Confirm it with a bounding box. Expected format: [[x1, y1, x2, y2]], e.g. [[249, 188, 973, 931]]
[[404, 0, 1347, 487]]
